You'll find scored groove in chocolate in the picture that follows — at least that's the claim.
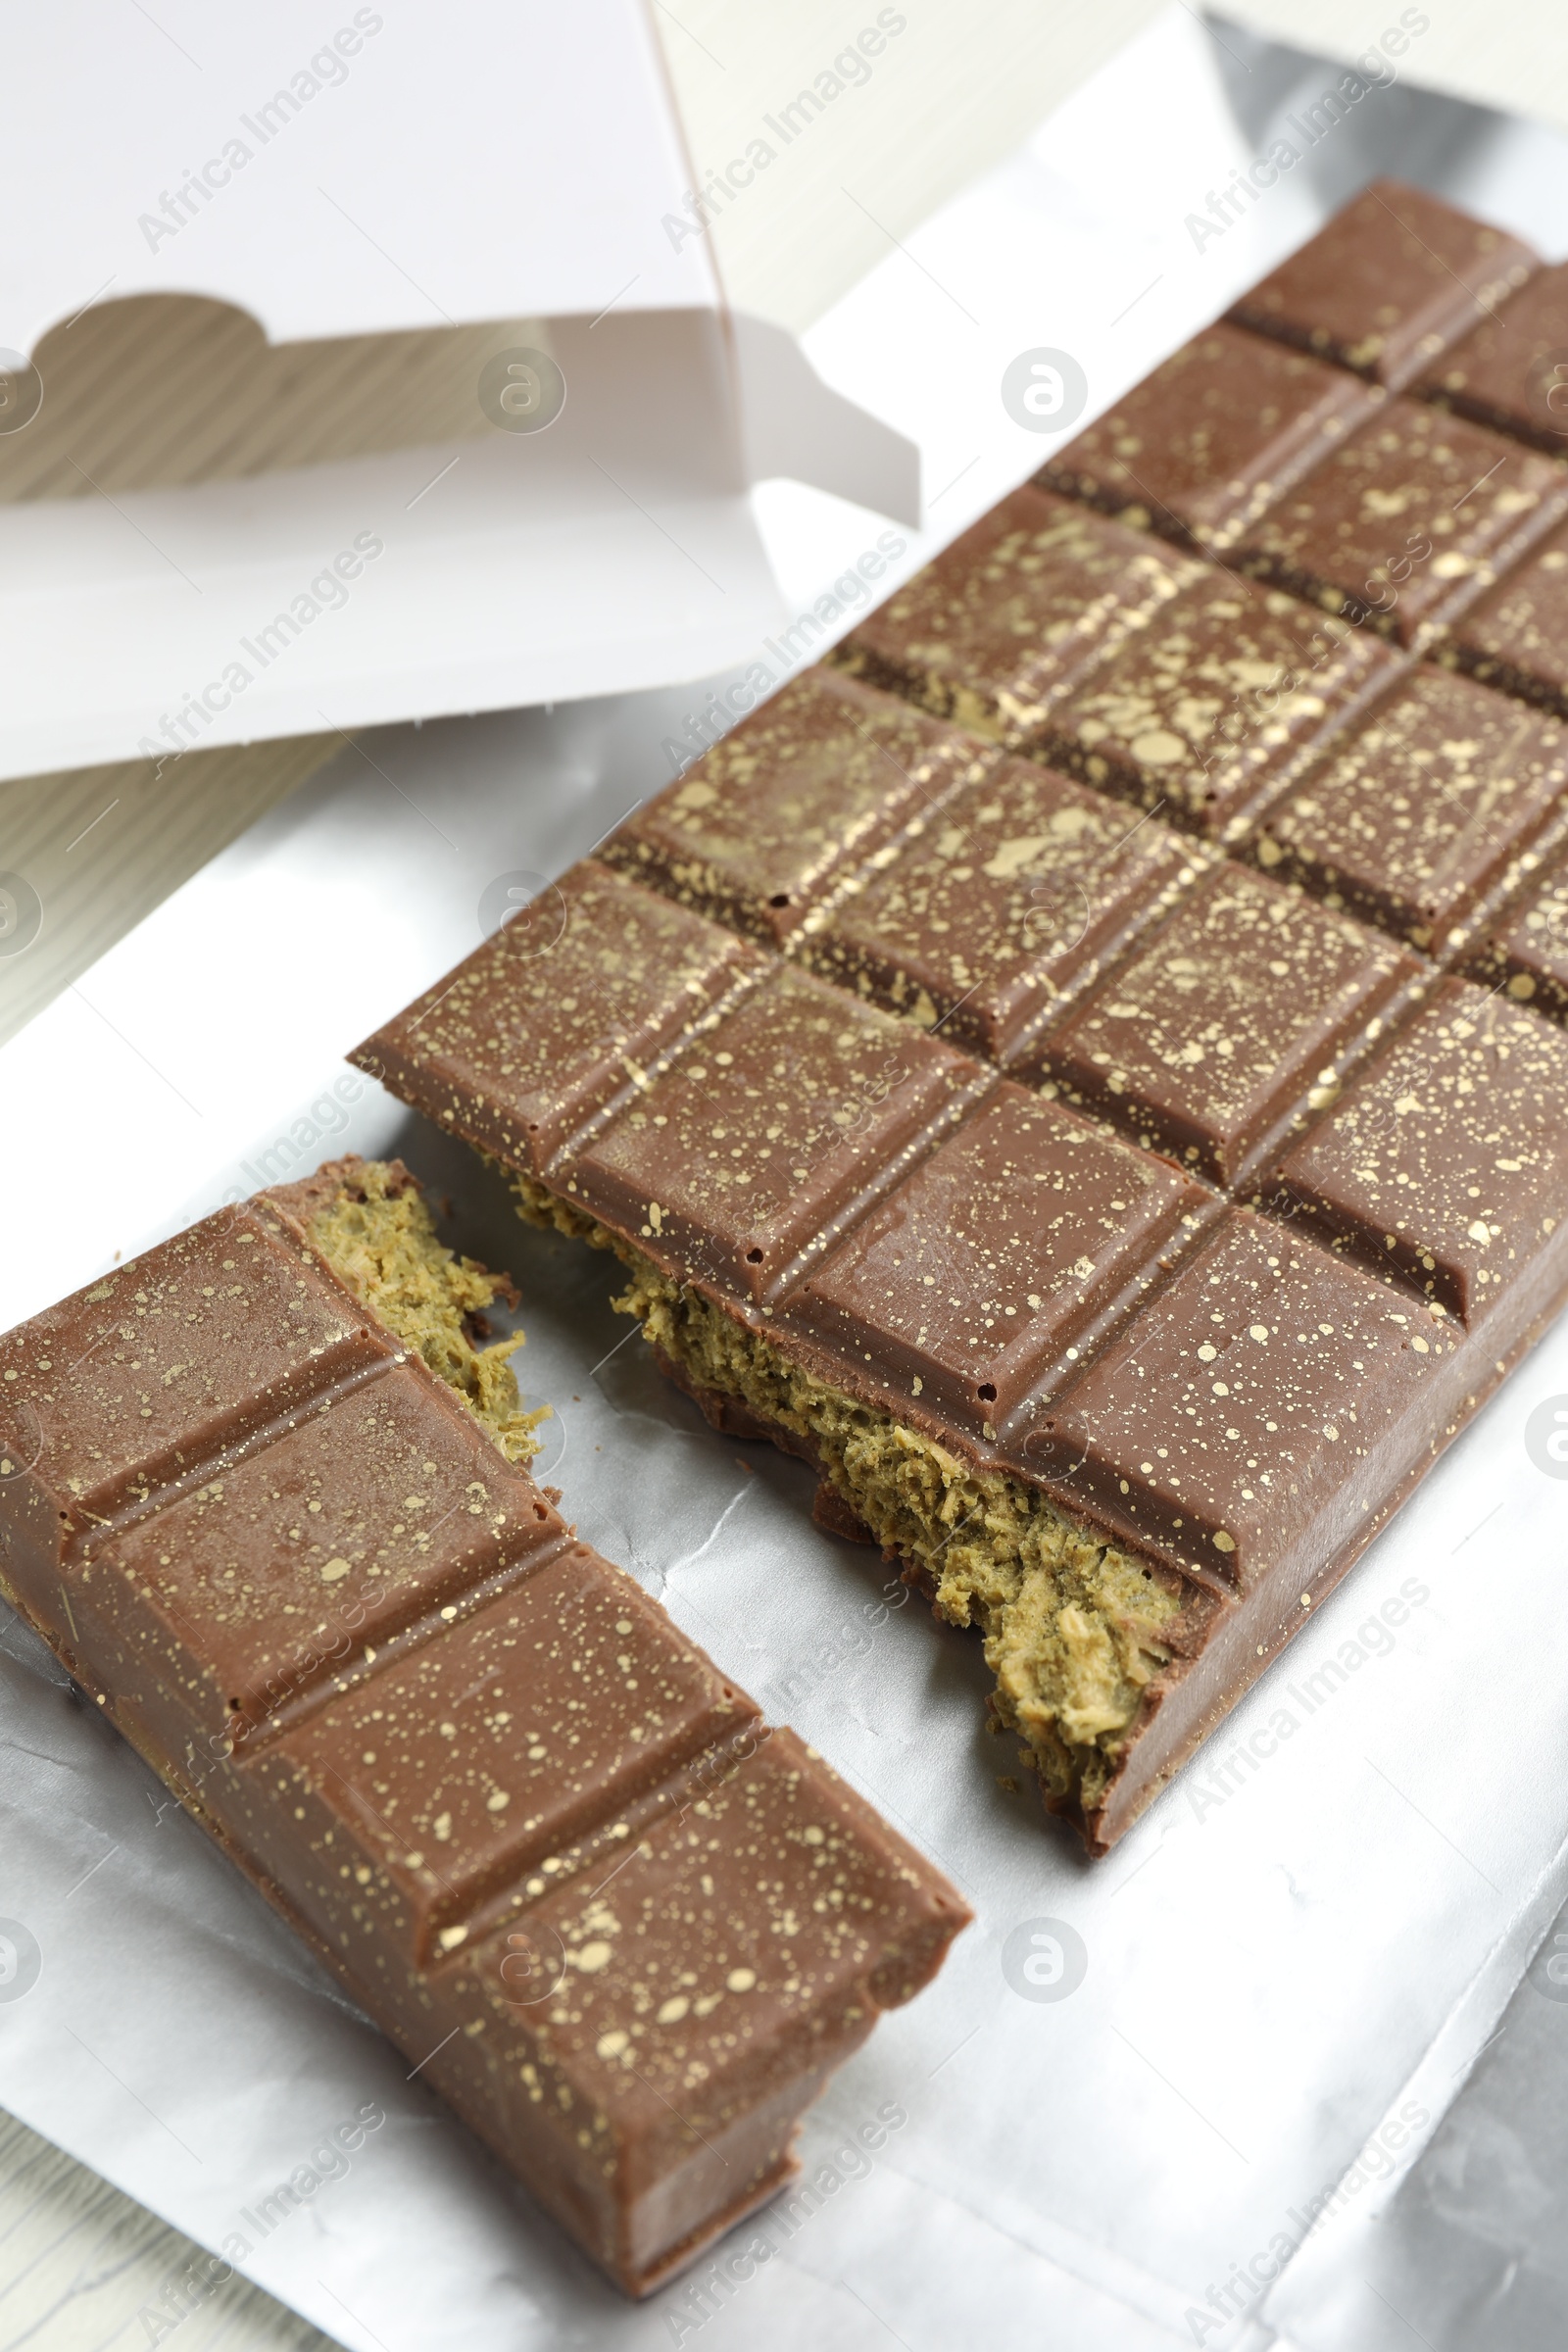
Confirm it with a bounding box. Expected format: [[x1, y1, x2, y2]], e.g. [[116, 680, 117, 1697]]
[[1033, 578, 1410, 841], [597, 665, 998, 948], [1033, 862, 1426, 1187], [798, 752, 1212, 1058], [1415, 261, 1568, 449]]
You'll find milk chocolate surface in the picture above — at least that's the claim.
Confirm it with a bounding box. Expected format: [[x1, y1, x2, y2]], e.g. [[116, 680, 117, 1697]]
[[599, 667, 995, 948], [1270, 978, 1568, 1321], [1252, 666, 1568, 956], [836, 485, 1202, 745], [1227, 177, 1536, 388], [0, 1176, 966, 2294], [1236, 398, 1568, 646], [1035, 863, 1423, 1186], [801, 754, 1208, 1059], [1039, 324, 1385, 549], [1459, 848, 1568, 1020], [1440, 520, 1568, 714], [1416, 261, 1568, 449], [356, 179, 1568, 1854], [1023, 1207, 1457, 1594]]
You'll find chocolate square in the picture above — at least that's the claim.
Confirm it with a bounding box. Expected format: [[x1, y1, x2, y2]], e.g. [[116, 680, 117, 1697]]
[[1439, 520, 1568, 714], [1235, 399, 1568, 647], [598, 671, 994, 949], [563, 964, 984, 1304], [1037, 574, 1406, 840], [1037, 863, 1423, 1186], [257, 1543, 751, 1962], [1227, 177, 1536, 390], [786, 1086, 1209, 1440], [96, 1362, 562, 1747], [354, 860, 758, 1178], [801, 757, 1206, 1062], [1415, 260, 1568, 450], [1039, 323, 1385, 549], [837, 485, 1202, 747], [473, 1727, 961, 2198], [1018, 1208, 1458, 1592], [1458, 852, 1568, 1021], [1251, 666, 1568, 957], [1270, 976, 1568, 1322]]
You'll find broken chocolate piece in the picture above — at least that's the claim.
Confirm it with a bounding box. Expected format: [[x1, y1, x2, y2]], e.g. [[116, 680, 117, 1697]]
[[350, 182, 1568, 1855]]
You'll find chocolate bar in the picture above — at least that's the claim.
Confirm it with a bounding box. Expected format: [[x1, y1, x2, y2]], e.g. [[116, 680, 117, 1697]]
[[354, 180, 1568, 1853], [0, 1160, 967, 2293]]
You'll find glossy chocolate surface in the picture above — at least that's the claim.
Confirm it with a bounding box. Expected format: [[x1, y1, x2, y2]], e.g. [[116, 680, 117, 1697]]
[[599, 668, 995, 948], [787, 1084, 1209, 1440], [1227, 177, 1536, 389], [564, 961, 985, 1305], [1270, 977, 1568, 1321], [1416, 261, 1568, 449], [1022, 1208, 1457, 1593], [1440, 521, 1568, 715], [802, 752, 1208, 1060], [1459, 849, 1568, 1021], [360, 858, 760, 1179]]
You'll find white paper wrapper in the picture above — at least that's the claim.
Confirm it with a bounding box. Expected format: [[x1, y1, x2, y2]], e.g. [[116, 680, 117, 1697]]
[[3, 13, 1568, 2347]]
